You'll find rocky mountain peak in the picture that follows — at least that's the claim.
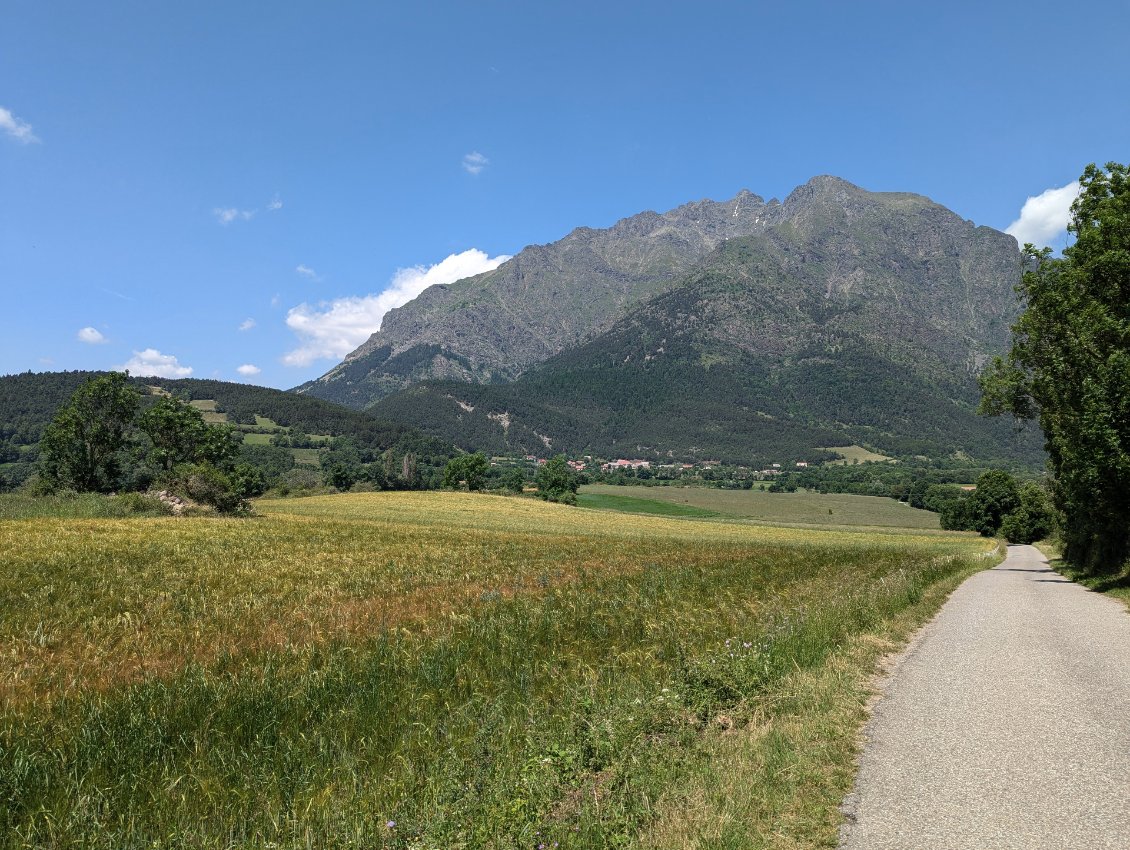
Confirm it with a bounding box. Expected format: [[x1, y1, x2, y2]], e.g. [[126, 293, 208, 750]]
[[298, 177, 1021, 420]]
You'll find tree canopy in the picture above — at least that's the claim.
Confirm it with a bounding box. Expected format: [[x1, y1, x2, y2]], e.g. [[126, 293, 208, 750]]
[[442, 452, 489, 491], [39, 372, 141, 492], [535, 455, 578, 504], [980, 162, 1130, 572]]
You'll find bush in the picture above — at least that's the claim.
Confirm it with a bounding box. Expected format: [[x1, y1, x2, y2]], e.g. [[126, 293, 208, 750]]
[[535, 455, 578, 504], [167, 462, 248, 515], [279, 467, 322, 492], [1000, 482, 1057, 544], [115, 492, 172, 516]]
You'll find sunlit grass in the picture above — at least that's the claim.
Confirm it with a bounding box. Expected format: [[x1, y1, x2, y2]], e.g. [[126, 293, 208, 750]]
[[579, 484, 941, 529], [0, 491, 993, 848]]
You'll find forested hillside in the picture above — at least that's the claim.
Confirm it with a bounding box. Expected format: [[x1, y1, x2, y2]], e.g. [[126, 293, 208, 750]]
[[0, 371, 452, 490]]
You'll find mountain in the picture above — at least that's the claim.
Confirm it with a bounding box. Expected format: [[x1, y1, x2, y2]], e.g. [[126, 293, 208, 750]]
[[296, 189, 777, 406], [302, 176, 1042, 465]]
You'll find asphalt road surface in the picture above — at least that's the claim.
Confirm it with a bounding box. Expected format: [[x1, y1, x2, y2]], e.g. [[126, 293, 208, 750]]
[[840, 544, 1130, 849]]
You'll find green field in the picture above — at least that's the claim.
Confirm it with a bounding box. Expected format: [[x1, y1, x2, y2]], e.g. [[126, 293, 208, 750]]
[[819, 444, 896, 465], [188, 398, 229, 424], [580, 484, 940, 529], [0, 492, 990, 848], [292, 447, 322, 467]]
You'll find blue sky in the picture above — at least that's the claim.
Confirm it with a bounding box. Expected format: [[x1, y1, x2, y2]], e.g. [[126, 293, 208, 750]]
[[2, 1, 1127, 389]]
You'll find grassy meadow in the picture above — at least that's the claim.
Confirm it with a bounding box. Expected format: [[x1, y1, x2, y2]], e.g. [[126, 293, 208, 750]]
[[579, 484, 941, 529], [0, 491, 993, 849]]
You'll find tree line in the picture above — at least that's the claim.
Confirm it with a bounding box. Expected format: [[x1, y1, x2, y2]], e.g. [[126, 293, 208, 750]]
[[981, 162, 1130, 574]]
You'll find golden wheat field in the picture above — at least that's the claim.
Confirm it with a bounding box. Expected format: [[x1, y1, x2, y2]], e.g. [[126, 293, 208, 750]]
[[0, 492, 995, 849]]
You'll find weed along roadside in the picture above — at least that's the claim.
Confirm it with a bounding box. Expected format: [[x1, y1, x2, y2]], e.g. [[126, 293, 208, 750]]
[[0, 491, 994, 848]]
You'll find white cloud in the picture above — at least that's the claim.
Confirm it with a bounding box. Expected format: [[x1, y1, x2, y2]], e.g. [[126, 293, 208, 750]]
[[238, 318, 256, 331], [77, 326, 107, 344], [0, 106, 38, 144], [213, 207, 255, 225], [282, 248, 510, 367], [118, 348, 193, 378], [462, 151, 489, 175], [1005, 181, 1081, 248], [266, 194, 283, 211], [295, 264, 321, 281], [236, 364, 261, 376]]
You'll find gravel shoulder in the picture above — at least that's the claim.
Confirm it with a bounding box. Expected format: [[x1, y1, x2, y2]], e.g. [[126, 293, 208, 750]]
[[840, 544, 1130, 849]]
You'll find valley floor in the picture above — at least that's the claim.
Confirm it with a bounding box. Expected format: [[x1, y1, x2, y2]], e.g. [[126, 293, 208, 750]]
[[1, 491, 990, 848]]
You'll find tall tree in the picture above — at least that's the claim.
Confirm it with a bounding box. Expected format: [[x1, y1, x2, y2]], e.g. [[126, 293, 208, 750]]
[[980, 162, 1130, 573], [137, 396, 238, 471], [39, 372, 141, 492], [535, 455, 578, 504]]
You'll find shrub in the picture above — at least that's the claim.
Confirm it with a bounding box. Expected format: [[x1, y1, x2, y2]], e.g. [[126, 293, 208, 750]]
[[535, 455, 578, 504], [168, 462, 248, 515]]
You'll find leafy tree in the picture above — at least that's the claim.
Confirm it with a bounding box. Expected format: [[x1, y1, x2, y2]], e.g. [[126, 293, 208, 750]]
[[324, 462, 358, 490], [535, 455, 578, 504], [231, 462, 268, 498], [501, 467, 526, 493], [401, 452, 418, 489], [39, 372, 141, 492], [382, 449, 398, 485], [981, 162, 1130, 573], [137, 397, 237, 471], [965, 470, 1021, 537], [443, 452, 489, 491], [999, 482, 1057, 544], [322, 438, 363, 490]]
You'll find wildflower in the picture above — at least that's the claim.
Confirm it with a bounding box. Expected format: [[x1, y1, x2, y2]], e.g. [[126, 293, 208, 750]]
[[386, 820, 396, 829]]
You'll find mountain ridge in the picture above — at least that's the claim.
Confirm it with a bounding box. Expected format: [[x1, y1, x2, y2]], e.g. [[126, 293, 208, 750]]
[[298, 176, 1037, 465]]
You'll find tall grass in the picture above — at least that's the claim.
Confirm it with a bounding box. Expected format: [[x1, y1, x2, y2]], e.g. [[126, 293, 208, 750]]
[[0, 492, 170, 520], [0, 492, 991, 848]]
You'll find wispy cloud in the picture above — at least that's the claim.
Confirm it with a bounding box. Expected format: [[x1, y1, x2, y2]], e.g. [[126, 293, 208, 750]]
[[1005, 181, 1081, 249], [295, 264, 321, 281], [283, 248, 510, 367], [214, 194, 283, 225], [213, 207, 256, 225], [118, 348, 193, 378], [99, 287, 134, 301], [77, 327, 108, 344], [236, 364, 261, 377], [462, 151, 489, 175], [0, 106, 38, 144], [238, 318, 256, 331]]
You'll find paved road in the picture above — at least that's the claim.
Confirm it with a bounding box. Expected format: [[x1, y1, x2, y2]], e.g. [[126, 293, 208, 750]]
[[840, 544, 1130, 849]]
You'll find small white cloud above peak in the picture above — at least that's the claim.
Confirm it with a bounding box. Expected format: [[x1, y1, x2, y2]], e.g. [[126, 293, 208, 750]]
[[1005, 181, 1081, 249], [238, 318, 256, 332], [282, 248, 510, 367], [295, 264, 321, 281], [77, 327, 107, 344], [236, 364, 261, 377], [462, 151, 489, 175], [0, 107, 38, 144], [214, 207, 255, 225], [118, 348, 193, 378], [266, 194, 283, 211]]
